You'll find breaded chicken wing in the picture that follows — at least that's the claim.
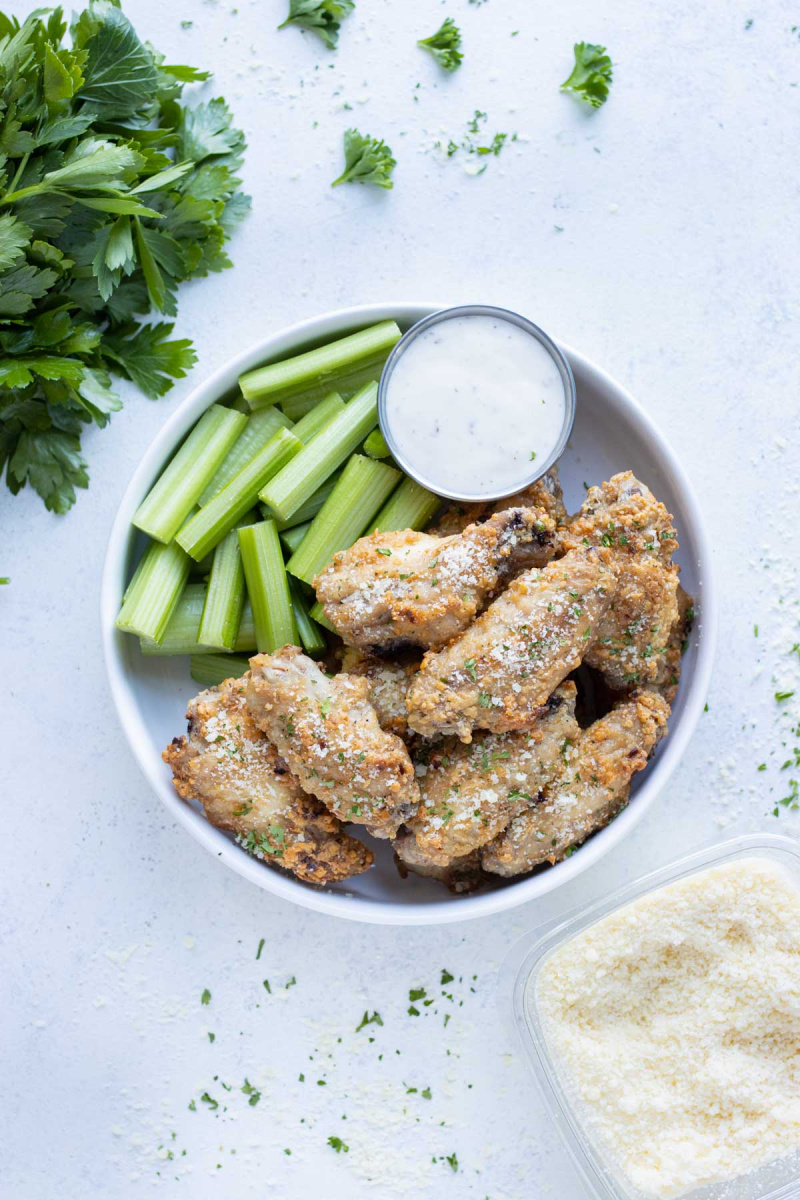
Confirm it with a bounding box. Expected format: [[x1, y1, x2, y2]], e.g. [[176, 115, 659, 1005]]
[[561, 472, 680, 689], [314, 506, 557, 653], [429, 467, 568, 537], [339, 646, 420, 738], [648, 584, 694, 705], [162, 676, 373, 885], [393, 837, 483, 894], [246, 646, 420, 838], [403, 683, 579, 865], [406, 549, 615, 742], [481, 690, 670, 876]]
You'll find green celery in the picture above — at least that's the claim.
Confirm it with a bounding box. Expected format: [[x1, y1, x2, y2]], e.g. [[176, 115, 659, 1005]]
[[198, 407, 293, 506], [116, 539, 191, 642], [287, 455, 400, 585], [266, 471, 342, 531], [239, 320, 401, 410], [280, 521, 312, 555], [141, 591, 257, 655], [309, 600, 337, 633], [132, 405, 246, 544], [363, 429, 391, 459], [190, 653, 250, 687], [259, 382, 378, 522], [290, 581, 327, 657], [235, 601, 257, 652], [198, 528, 246, 650], [372, 476, 440, 532], [279, 361, 385, 421], [177, 427, 302, 562], [238, 521, 297, 653], [291, 391, 345, 444]]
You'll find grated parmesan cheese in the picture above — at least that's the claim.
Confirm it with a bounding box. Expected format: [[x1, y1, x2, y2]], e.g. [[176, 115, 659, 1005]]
[[535, 857, 800, 1199]]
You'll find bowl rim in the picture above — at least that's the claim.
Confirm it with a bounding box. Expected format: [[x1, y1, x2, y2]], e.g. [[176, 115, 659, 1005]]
[[100, 301, 717, 926]]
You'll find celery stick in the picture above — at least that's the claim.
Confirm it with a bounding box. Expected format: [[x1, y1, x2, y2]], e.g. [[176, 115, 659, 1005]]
[[141, 593, 257, 655], [177, 427, 302, 562], [372, 476, 441, 533], [259, 382, 378, 522], [363, 429, 391, 459], [266, 471, 342, 531], [287, 455, 400, 586], [280, 521, 311, 556], [239, 320, 401, 410], [197, 407, 293, 507], [290, 581, 327, 657], [238, 521, 297, 653], [309, 600, 337, 633], [116, 539, 191, 642], [279, 360, 385, 421], [198, 528, 245, 650], [132, 406, 246, 544], [291, 391, 345, 445], [190, 653, 250, 687]]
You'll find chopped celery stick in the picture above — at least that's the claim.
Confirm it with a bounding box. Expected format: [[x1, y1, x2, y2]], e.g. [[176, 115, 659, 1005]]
[[239, 319, 401, 410], [267, 470, 342, 531], [132, 405, 246, 544], [280, 360, 385, 421], [190, 653, 250, 687], [238, 521, 297, 653], [141, 594, 257, 655], [259, 382, 378, 522], [287, 455, 400, 586], [291, 391, 345, 444], [280, 521, 311, 555], [372, 476, 440, 533], [235, 600, 256, 652], [116, 539, 190, 642], [198, 407, 292, 506], [290, 581, 327, 657], [309, 600, 337, 633], [177, 427, 302, 562], [363, 429, 391, 459], [198, 528, 245, 650]]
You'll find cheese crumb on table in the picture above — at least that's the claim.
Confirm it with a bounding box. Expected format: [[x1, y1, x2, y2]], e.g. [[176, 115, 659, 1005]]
[[535, 857, 800, 1199]]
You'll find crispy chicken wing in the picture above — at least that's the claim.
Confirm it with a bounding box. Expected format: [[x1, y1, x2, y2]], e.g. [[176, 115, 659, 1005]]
[[429, 467, 568, 537], [481, 690, 670, 876], [245, 646, 420, 838], [406, 549, 615, 743], [402, 683, 579, 865], [393, 838, 484, 894], [561, 472, 680, 690], [339, 647, 420, 738], [647, 584, 694, 705], [314, 506, 557, 653], [162, 676, 373, 885]]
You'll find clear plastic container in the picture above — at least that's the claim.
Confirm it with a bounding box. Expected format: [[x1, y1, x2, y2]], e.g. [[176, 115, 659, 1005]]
[[508, 834, 800, 1200]]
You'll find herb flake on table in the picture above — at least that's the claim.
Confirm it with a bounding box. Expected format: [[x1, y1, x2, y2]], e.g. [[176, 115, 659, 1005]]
[[418, 18, 463, 73], [278, 0, 354, 50], [0, 2, 249, 513], [332, 129, 396, 189], [560, 42, 613, 108]]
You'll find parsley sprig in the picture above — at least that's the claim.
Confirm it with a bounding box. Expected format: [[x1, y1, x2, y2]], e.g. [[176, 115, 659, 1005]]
[[418, 18, 463, 73], [278, 0, 355, 51], [332, 129, 396, 189], [560, 42, 613, 109], [0, 3, 249, 513]]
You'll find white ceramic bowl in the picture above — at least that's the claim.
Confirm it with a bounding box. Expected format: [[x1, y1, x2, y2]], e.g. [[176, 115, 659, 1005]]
[[101, 302, 716, 925]]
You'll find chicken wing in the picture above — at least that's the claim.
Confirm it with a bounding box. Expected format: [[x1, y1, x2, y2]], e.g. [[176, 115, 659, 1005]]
[[339, 646, 420, 738], [245, 646, 420, 838], [314, 506, 557, 653], [481, 690, 670, 876], [162, 676, 373, 885], [429, 466, 568, 537], [402, 682, 579, 865], [648, 584, 694, 705], [406, 548, 615, 742], [393, 838, 484, 894], [561, 472, 680, 690]]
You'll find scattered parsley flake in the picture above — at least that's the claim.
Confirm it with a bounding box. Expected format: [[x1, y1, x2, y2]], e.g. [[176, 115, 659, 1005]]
[[355, 1010, 383, 1032], [776, 691, 795, 703], [328, 1135, 349, 1153], [201, 988, 211, 1006], [256, 937, 265, 960]]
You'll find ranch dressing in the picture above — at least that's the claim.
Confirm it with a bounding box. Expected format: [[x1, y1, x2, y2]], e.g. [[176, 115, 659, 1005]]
[[380, 312, 569, 499]]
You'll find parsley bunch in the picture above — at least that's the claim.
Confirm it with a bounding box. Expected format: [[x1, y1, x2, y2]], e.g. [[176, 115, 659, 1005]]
[[0, 1, 249, 512]]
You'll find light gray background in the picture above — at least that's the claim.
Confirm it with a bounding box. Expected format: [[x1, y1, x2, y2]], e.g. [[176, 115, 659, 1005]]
[[3, 0, 800, 1196]]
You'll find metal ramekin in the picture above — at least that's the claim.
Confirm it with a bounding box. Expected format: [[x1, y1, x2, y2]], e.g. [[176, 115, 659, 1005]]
[[377, 303, 577, 503]]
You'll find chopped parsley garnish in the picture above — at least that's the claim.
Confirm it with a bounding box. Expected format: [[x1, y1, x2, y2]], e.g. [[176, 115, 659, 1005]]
[[478, 691, 491, 707], [445, 1152, 459, 1172], [201, 988, 211, 1006], [327, 1135, 349, 1153], [332, 129, 396, 189], [319, 697, 332, 718], [256, 938, 265, 960], [776, 691, 795, 703], [241, 1079, 261, 1106], [464, 658, 478, 682], [278, 0, 354, 50], [376, 547, 392, 556], [355, 1010, 383, 1032], [418, 18, 463, 73], [208, 1032, 215, 1043], [200, 1092, 218, 1110], [441, 968, 454, 984], [409, 987, 427, 1002], [560, 42, 613, 109]]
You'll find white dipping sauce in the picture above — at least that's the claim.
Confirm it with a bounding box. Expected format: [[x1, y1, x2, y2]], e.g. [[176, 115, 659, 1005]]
[[383, 314, 568, 498]]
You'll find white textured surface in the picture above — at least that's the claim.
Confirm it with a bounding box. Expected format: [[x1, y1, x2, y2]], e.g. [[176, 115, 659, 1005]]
[[3, 1, 800, 1196]]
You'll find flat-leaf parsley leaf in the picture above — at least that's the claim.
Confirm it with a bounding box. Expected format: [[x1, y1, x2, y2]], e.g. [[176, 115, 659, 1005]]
[[560, 42, 613, 109], [332, 129, 396, 189], [418, 18, 463, 73], [278, 0, 355, 51]]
